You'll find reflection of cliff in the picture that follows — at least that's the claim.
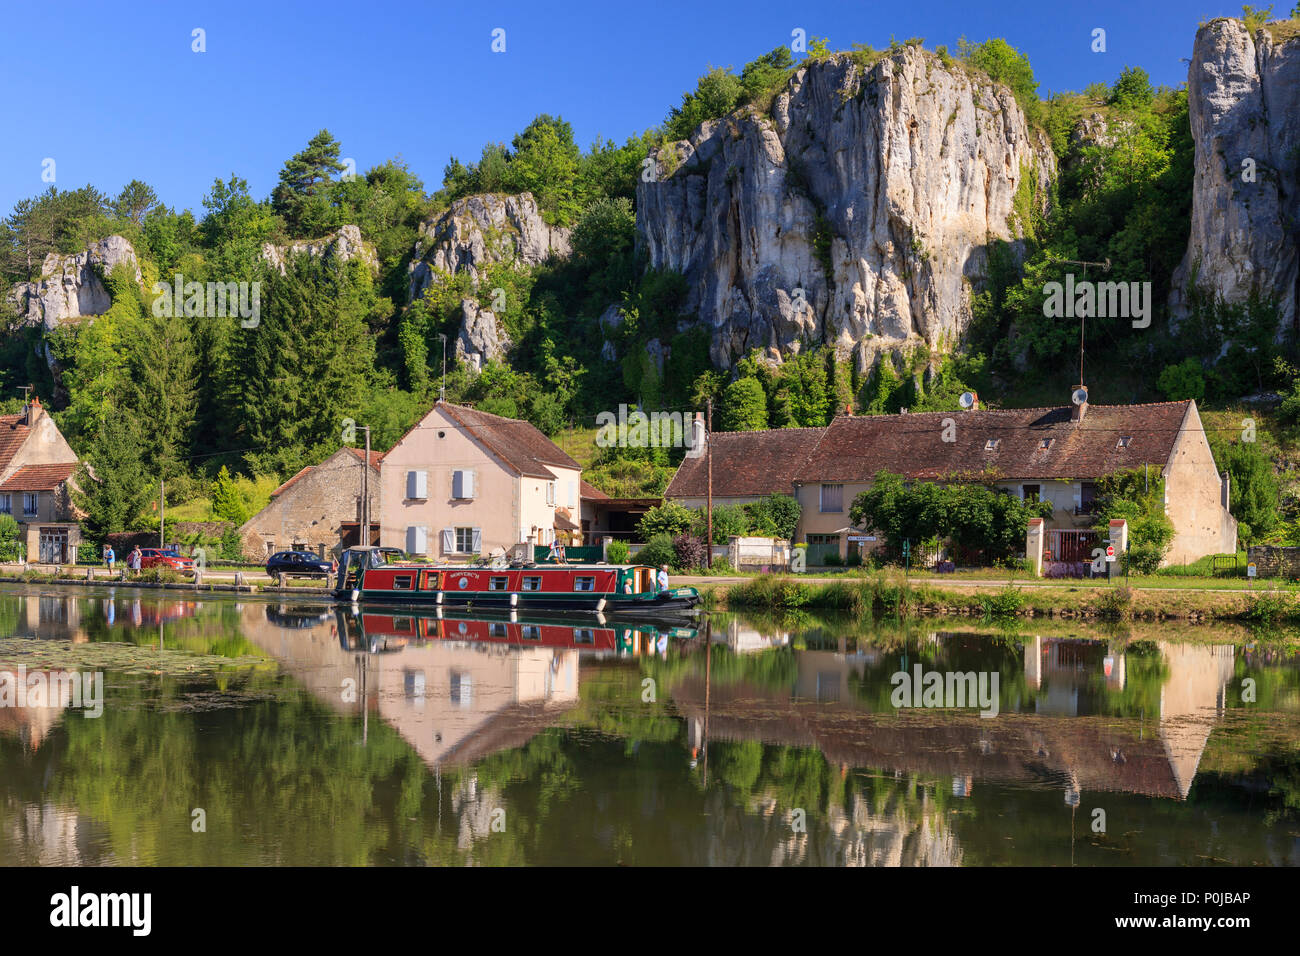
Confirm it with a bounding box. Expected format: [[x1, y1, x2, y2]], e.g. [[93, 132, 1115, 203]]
[[239, 604, 580, 769], [673, 638, 1237, 803]]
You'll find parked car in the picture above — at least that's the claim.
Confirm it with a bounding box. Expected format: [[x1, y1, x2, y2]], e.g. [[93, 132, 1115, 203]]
[[139, 548, 195, 576], [267, 550, 335, 578]]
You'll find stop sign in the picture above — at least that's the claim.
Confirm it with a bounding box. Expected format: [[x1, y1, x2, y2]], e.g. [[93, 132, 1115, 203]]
[[1106, 545, 1115, 557]]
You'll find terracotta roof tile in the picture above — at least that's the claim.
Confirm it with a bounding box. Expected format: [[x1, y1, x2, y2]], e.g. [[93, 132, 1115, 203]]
[[438, 403, 579, 479], [0, 462, 77, 491], [0, 415, 32, 474], [270, 466, 314, 498], [666, 427, 824, 498], [580, 480, 610, 500]]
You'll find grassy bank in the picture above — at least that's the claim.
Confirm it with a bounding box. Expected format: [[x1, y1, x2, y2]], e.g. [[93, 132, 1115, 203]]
[[718, 572, 1300, 624]]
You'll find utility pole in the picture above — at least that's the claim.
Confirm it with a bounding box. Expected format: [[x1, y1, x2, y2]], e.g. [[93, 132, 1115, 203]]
[[705, 398, 713, 566], [360, 426, 372, 548], [159, 480, 165, 548], [438, 334, 447, 403]]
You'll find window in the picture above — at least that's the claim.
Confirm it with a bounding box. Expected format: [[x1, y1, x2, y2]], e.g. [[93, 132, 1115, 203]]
[[406, 526, 428, 555], [819, 483, 843, 513], [394, 617, 414, 632], [546, 482, 556, 505], [489, 622, 508, 638], [22, 493, 38, 516], [450, 672, 472, 708], [573, 576, 596, 592], [1079, 481, 1097, 514], [489, 576, 509, 591], [521, 576, 542, 591], [454, 527, 479, 553], [1022, 484, 1040, 503], [1039, 438, 1054, 450], [452, 469, 474, 499], [1116, 436, 1131, 448], [521, 625, 541, 641], [984, 439, 1001, 452], [406, 470, 428, 499], [392, 575, 414, 590], [0, 494, 9, 515], [574, 628, 595, 645]]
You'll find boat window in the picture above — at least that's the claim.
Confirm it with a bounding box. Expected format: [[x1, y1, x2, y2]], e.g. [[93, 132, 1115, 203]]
[[392, 575, 414, 590], [489, 622, 508, 638], [574, 576, 596, 592], [395, 617, 413, 632], [521, 625, 541, 640], [522, 576, 542, 591], [489, 576, 509, 591], [421, 571, 440, 590], [574, 628, 595, 645]]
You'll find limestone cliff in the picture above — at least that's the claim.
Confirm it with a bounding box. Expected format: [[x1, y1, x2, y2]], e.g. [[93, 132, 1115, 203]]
[[261, 224, 378, 275], [636, 48, 1055, 370], [1171, 18, 1300, 334], [407, 192, 571, 302], [8, 236, 141, 329]]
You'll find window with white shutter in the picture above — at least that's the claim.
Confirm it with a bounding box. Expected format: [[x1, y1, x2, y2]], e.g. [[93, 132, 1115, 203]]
[[471, 528, 482, 553], [452, 469, 475, 499], [406, 526, 428, 555], [441, 528, 455, 554], [568, 480, 576, 508], [407, 470, 428, 500], [546, 482, 556, 505]]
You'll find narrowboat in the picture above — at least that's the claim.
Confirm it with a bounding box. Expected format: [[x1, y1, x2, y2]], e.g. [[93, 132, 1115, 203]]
[[333, 547, 700, 616]]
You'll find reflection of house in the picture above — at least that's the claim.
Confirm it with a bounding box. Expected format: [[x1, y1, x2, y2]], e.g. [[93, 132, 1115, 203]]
[[666, 398, 1236, 566], [239, 446, 380, 559], [0, 396, 82, 563], [379, 401, 584, 558]]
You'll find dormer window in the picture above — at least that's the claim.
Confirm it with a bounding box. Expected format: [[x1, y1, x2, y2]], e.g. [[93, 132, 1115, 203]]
[[1039, 438, 1054, 450], [1116, 436, 1131, 448], [984, 439, 1001, 452]]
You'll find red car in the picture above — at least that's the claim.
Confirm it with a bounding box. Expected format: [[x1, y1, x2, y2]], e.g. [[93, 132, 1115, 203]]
[[139, 548, 195, 576]]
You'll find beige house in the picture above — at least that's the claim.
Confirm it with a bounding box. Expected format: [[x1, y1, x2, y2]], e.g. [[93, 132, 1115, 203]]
[[378, 402, 583, 560], [0, 397, 82, 562], [667, 398, 1236, 567], [239, 446, 380, 559]]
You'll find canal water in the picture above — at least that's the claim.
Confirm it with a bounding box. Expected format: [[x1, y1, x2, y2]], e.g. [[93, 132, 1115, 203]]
[[1, 584, 1297, 866]]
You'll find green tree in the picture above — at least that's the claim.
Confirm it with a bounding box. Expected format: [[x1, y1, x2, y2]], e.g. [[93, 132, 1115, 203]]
[[637, 501, 696, 540], [125, 308, 198, 481], [271, 130, 347, 236], [1093, 469, 1175, 572], [718, 376, 769, 431], [210, 466, 248, 524], [507, 115, 585, 227], [72, 412, 152, 539]]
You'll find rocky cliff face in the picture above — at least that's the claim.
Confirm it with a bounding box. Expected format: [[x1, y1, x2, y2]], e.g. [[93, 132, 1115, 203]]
[[8, 236, 141, 329], [637, 48, 1054, 370], [407, 192, 571, 303], [1171, 18, 1300, 333], [261, 224, 378, 275]]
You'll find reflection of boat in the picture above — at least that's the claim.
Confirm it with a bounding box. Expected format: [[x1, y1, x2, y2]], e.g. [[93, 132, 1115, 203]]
[[264, 604, 334, 629], [335, 607, 696, 655], [332, 547, 700, 617]]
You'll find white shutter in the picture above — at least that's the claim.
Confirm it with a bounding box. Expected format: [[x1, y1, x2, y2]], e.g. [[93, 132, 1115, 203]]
[[463, 470, 474, 499], [471, 528, 482, 553], [441, 527, 454, 554], [407, 526, 428, 555], [568, 480, 576, 508], [408, 470, 426, 499]]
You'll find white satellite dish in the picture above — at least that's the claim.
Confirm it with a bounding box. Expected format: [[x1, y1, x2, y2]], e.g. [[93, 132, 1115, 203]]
[[1071, 386, 1089, 406], [958, 391, 977, 409]]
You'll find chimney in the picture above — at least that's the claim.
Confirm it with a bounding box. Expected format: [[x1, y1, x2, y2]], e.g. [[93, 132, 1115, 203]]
[[1221, 470, 1230, 512], [22, 395, 42, 427], [1070, 386, 1087, 423], [844, 403, 852, 417]]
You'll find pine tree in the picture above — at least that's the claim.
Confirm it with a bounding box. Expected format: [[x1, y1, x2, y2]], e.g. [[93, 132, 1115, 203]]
[[210, 465, 247, 524], [72, 412, 152, 540], [271, 130, 346, 236], [126, 309, 198, 481]]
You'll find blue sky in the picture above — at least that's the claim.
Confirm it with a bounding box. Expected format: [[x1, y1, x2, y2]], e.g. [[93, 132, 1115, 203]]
[[0, 0, 1229, 218]]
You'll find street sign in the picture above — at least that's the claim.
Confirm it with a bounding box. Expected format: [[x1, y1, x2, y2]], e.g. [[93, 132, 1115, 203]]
[[1247, 563, 1257, 579], [1105, 545, 1116, 562]]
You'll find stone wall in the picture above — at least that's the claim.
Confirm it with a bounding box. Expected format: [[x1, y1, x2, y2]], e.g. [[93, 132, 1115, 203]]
[[1246, 545, 1300, 578]]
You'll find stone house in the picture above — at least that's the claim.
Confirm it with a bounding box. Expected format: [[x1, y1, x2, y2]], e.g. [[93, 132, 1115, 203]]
[[667, 397, 1237, 567], [238, 446, 381, 560], [0, 397, 83, 562], [378, 401, 583, 560]]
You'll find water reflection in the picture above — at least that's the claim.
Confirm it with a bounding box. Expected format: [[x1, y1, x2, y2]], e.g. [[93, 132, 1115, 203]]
[[0, 585, 1297, 866]]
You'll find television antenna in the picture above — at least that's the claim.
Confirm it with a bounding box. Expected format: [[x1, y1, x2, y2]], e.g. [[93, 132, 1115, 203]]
[[1060, 257, 1111, 391]]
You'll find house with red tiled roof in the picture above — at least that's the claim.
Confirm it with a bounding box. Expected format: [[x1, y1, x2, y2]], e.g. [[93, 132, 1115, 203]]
[[378, 401, 585, 559], [667, 396, 1237, 566], [237, 446, 381, 560], [0, 397, 83, 562]]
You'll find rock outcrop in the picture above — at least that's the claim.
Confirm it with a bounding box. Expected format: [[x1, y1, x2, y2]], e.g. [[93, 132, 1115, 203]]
[[261, 224, 378, 275], [408, 192, 571, 302], [455, 298, 510, 372], [637, 48, 1054, 370], [8, 236, 141, 329], [1171, 18, 1300, 334]]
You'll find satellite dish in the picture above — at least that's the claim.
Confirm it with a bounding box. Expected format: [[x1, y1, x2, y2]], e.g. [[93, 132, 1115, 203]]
[[959, 391, 977, 409], [1072, 386, 1089, 406]]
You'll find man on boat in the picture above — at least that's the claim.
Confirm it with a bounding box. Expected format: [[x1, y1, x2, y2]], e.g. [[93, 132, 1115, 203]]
[[657, 565, 670, 593]]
